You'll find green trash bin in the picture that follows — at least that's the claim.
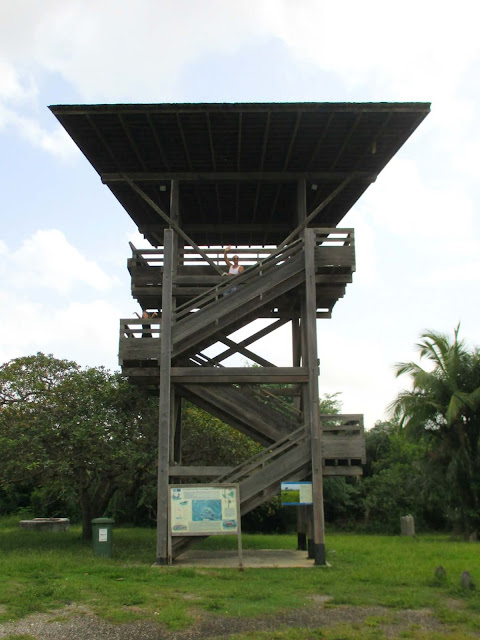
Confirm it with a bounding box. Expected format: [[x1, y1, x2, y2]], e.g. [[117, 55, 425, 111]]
[[91, 518, 114, 558]]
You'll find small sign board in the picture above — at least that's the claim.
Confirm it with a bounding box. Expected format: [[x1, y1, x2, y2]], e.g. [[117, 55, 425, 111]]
[[169, 484, 240, 536], [281, 481, 313, 505], [98, 528, 108, 542]]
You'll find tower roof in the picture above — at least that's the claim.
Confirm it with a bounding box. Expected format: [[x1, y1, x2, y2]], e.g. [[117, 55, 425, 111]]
[[50, 102, 430, 246]]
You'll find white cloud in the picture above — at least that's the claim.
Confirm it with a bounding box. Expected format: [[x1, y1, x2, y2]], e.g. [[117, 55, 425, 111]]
[[362, 157, 475, 243], [427, 260, 480, 284], [0, 103, 77, 158], [9, 0, 261, 101], [263, 0, 480, 99], [6, 229, 114, 294], [342, 208, 379, 286], [1, 0, 479, 170], [0, 59, 37, 103], [0, 294, 120, 370]]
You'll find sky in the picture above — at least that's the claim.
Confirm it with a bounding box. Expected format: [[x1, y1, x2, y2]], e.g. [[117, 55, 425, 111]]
[[1, 0, 480, 429]]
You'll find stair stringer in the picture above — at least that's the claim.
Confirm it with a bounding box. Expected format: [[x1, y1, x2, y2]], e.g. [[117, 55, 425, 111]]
[[179, 382, 300, 446], [172, 253, 305, 358]]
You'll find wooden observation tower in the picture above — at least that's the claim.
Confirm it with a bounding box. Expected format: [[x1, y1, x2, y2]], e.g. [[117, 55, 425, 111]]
[[51, 102, 430, 565]]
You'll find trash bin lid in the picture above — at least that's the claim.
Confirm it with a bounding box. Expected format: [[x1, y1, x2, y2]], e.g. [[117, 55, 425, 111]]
[[91, 517, 115, 524]]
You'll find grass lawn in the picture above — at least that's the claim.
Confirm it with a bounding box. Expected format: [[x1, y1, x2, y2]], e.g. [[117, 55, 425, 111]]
[[1, 515, 480, 639]]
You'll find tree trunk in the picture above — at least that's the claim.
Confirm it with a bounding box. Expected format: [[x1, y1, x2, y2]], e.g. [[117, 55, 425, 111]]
[[79, 485, 93, 540]]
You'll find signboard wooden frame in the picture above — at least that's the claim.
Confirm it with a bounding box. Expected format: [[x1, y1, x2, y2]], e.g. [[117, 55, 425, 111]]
[[281, 481, 313, 506], [168, 483, 243, 567]]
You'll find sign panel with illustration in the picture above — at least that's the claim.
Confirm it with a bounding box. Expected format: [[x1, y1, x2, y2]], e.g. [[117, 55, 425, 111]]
[[281, 481, 313, 505], [169, 484, 240, 536]]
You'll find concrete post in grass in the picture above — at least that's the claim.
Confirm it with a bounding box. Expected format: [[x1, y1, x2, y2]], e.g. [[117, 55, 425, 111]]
[[400, 515, 415, 536]]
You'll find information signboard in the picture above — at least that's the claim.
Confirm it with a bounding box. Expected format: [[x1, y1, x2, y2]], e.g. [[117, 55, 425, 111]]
[[169, 484, 240, 536], [281, 481, 313, 505]]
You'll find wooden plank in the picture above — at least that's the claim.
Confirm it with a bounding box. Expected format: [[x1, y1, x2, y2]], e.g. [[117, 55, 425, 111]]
[[171, 367, 308, 383], [169, 466, 234, 477], [102, 170, 376, 182], [323, 466, 363, 476], [216, 335, 275, 367], [214, 319, 288, 362]]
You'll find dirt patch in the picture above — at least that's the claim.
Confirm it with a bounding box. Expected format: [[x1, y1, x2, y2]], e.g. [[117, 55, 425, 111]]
[[0, 602, 449, 640]]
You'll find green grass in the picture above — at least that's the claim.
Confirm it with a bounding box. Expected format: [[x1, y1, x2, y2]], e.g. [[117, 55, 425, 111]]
[[1, 515, 480, 638]]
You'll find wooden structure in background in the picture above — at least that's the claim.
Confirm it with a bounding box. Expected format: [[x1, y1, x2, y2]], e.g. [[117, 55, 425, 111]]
[[51, 102, 430, 565]]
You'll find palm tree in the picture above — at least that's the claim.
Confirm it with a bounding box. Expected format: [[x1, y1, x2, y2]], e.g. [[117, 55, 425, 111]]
[[392, 325, 480, 536]]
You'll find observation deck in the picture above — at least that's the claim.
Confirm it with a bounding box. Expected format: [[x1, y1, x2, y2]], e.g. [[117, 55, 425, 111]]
[[120, 227, 355, 370]]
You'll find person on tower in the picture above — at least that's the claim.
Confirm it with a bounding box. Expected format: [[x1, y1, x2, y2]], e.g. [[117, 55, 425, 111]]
[[224, 246, 244, 276], [223, 246, 244, 296]]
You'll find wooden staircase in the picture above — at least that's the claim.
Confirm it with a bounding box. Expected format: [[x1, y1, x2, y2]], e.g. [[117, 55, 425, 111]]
[[172, 240, 305, 358], [171, 414, 365, 557], [172, 426, 311, 557], [117, 229, 364, 562]]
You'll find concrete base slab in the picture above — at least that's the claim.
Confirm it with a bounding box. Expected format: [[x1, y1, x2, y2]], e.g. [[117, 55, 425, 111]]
[[169, 549, 317, 568]]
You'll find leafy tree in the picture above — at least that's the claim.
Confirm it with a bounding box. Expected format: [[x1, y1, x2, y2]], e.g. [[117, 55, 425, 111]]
[[361, 423, 447, 532], [392, 326, 480, 536], [0, 353, 157, 539]]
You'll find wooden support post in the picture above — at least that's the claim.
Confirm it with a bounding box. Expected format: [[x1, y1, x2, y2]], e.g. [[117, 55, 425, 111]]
[[172, 395, 182, 464], [297, 505, 308, 551], [156, 228, 174, 565], [170, 179, 181, 273], [292, 318, 302, 413], [304, 227, 326, 565], [169, 179, 182, 471], [293, 316, 308, 550]]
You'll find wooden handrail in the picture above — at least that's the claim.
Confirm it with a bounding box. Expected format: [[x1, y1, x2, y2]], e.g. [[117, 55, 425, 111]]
[[128, 228, 354, 266], [174, 237, 303, 321]]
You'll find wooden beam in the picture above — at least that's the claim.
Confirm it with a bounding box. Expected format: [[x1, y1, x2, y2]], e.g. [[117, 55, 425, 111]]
[[121, 175, 224, 275], [217, 336, 276, 368], [54, 103, 430, 116], [118, 114, 147, 171], [101, 170, 376, 183], [283, 111, 302, 171], [146, 112, 171, 170], [170, 367, 308, 383], [169, 466, 234, 477], [280, 174, 356, 247], [140, 223, 292, 234]]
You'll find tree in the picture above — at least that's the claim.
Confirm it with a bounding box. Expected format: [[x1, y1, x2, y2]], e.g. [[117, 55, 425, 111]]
[[392, 326, 480, 536], [0, 353, 157, 539]]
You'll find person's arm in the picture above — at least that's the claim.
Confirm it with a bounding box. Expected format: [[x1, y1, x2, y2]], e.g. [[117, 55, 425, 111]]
[[224, 245, 232, 269]]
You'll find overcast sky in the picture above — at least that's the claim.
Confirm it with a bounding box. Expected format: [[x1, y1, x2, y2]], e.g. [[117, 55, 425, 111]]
[[1, 0, 479, 428]]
